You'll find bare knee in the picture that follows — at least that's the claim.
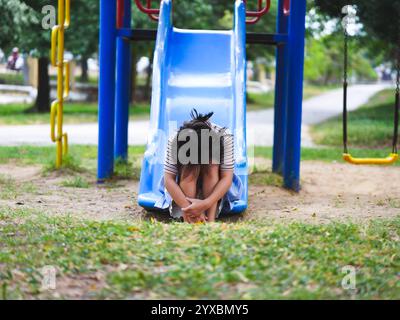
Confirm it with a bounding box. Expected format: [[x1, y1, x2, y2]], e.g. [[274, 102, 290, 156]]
[[201, 164, 219, 182], [179, 165, 200, 186]]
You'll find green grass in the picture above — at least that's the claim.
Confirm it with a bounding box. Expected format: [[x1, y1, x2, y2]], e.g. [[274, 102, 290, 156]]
[[50, 74, 99, 85], [0, 73, 24, 85], [0, 174, 36, 199], [0, 73, 99, 86], [0, 142, 398, 299], [247, 91, 275, 110], [0, 145, 146, 178], [0, 85, 336, 125], [249, 167, 283, 187], [247, 85, 337, 111], [303, 84, 339, 99], [0, 102, 150, 125], [60, 176, 90, 188], [252, 145, 400, 166], [312, 89, 399, 149], [0, 209, 398, 299], [0, 145, 398, 175]]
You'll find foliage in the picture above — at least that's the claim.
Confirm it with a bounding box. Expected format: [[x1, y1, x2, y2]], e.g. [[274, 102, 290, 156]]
[[314, 0, 400, 63], [0, 209, 399, 299], [305, 33, 377, 84], [66, 0, 99, 60], [0, 0, 37, 52], [312, 89, 399, 148]]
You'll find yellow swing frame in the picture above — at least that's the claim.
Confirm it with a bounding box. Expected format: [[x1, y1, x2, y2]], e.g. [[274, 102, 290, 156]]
[[342, 25, 399, 165]]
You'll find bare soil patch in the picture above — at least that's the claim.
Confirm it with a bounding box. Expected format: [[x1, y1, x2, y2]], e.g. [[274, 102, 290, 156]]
[[0, 161, 399, 224]]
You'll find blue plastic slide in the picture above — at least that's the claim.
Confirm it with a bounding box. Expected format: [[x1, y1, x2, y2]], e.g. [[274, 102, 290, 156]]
[[138, 0, 248, 214]]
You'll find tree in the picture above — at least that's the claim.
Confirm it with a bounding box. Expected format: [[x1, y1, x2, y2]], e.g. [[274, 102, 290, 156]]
[[16, 0, 53, 112], [314, 0, 400, 63], [3, 1, 101, 111], [66, 0, 99, 83], [304, 38, 330, 84], [306, 33, 377, 85], [0, 0, 34, 52]]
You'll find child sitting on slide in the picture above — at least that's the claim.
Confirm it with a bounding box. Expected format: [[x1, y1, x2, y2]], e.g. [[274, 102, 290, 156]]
[[164, 109, 236, 223]]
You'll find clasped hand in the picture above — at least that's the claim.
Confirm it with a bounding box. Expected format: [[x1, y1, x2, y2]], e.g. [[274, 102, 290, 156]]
[[182, 197, 210, 223]]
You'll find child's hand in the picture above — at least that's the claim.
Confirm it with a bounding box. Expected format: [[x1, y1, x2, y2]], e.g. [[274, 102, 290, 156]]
[[183, 212, 207, 224], [182, 198, 210, 216]]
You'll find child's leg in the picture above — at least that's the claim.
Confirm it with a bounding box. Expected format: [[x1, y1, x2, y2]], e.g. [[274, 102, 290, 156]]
[[179, 166, 200, 222], [201, 164, 220, 222]]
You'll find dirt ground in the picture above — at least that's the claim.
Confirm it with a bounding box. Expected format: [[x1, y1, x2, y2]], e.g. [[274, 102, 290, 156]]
[[0, 161, 399, 224]]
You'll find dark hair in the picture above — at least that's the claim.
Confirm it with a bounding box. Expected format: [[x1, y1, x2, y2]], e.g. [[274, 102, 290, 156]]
[[171, 109, 225, 178]]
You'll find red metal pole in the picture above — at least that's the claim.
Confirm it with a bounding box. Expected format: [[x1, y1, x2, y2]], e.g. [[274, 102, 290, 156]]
[[117, 0, 124, 28], [284, 0, 290, 16]]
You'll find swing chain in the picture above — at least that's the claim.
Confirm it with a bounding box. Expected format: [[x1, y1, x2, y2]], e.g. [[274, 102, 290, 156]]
[[393, 35, 400, 153], [396, 46, 400, 95], [344, 31, 348, 86], [342, 30, 349, 154]]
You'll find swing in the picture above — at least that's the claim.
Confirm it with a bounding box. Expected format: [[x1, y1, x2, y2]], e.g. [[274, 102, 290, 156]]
[[342, 29, 400, 165]]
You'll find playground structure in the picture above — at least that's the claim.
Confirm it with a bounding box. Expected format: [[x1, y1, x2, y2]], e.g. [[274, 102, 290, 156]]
[[50, 0, 71, 168], [96, 0, 307, 207], [47, 0, 398, 216], [47, 0, 306, 213], [138, 0, 250, 212]]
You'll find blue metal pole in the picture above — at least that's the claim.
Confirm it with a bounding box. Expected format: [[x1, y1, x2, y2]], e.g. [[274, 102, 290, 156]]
[[283, 0, 306, 191], [98, 0, 117, 181], [272, 0, 290, 174], [115, 0, 132, 161]]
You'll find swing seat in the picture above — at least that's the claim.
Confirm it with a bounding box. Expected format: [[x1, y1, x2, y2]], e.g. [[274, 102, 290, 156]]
[[342, 153, 398, 165]]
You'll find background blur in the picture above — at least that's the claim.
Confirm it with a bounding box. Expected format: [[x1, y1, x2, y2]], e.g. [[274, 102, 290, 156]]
[[0, 0, 397, 115]]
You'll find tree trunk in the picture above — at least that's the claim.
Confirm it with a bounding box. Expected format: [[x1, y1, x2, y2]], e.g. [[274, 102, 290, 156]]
[[34, 56, 50, 113], [144, 50, 154, 101], [80, 57, 89, 83], [130, 47, 138, 103]]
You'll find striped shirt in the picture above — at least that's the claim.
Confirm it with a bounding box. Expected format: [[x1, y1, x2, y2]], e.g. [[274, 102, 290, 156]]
[[164, 123, 234, 175]]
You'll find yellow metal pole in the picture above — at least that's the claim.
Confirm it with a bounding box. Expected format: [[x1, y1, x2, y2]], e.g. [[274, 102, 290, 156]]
[[50, 0, 70, 168]]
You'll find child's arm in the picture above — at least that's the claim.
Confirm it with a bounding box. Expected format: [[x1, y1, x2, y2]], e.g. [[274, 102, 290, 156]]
[[164, 172, 191, 209], [183, 130, 234, 216], [165, 172, 207, 222], [183, 170, 233, 215]]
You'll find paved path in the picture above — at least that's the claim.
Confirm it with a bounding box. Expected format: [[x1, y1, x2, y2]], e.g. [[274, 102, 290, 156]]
[[246, 83, 390, 147], [0, 84, 389, 147]]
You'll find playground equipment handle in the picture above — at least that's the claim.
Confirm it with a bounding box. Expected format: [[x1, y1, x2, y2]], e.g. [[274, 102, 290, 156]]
[[133, 0, 273, 23], [244, 0, 271, 24], [134, 0, 160, 21]]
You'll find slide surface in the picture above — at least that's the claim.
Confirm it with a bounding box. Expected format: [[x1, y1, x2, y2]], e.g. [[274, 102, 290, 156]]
[[138, 0, 248, 214]]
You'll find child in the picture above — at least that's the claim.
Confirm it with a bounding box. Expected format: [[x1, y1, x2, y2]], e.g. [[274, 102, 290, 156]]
[[164, 109, 235, 223]]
